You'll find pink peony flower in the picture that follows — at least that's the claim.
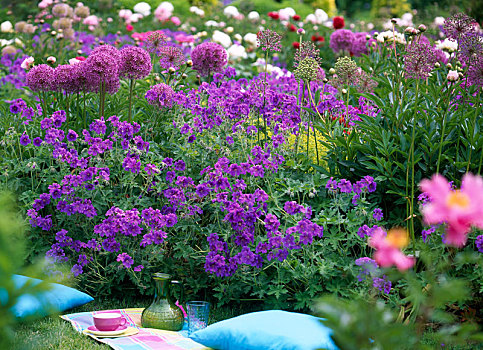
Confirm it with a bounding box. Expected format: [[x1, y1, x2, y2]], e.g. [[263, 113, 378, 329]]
[[419, 173, 483, 247], [21, 56, 35, 70], [171, 16, 181, 26], [369, 228, 415, 271], [175, 33, 194, 43], [154, 2, 173, 22], [83, 15, 99, 26]]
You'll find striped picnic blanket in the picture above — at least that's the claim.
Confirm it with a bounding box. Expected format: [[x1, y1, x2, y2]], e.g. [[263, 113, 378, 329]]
[[61, 308, 210, 350]]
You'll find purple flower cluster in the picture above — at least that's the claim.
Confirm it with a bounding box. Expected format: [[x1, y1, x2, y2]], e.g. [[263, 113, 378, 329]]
[[476, 235, 483, 253], [329, 30, 373, 57], [404, 41, 437, 80], [25, 44, 152, 94], [355, 257, 391, 294], [326, 175, 377, 205], [422, 225, 437, 243], [191, 42, 228, 77], [145, 83, 174, 109], [373, 275, 392, 294]]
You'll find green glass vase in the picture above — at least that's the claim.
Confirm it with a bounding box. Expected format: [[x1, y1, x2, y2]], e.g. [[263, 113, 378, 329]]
[[141, 273, 184, 331]]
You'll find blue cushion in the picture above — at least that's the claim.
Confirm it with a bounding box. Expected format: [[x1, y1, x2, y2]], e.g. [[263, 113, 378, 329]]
[[189, 310, 338, 350], [4, 274, 93, 319]]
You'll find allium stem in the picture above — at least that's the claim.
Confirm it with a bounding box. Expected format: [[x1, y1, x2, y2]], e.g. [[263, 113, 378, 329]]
[[128, 79, 135, 123], [409, 81, 420, 250], [83, 90, 87, 130], [436, 85, 454, 174], [466, 93, 480, 173]]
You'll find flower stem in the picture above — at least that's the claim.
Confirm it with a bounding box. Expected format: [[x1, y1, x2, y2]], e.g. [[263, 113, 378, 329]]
[[409, 81, 420, 250], [128, 79, 135, 123]]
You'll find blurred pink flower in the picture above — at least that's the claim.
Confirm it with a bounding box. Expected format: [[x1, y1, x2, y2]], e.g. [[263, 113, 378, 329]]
[[369, 228, 415, 271], [171, 16, 181, 26], [83, 15, 99, 26], [154, 2, 173, 22], [420, 173, 483, 247], [175, 33, 194, 43]]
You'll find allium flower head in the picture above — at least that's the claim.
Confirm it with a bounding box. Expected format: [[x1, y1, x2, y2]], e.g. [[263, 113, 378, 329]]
[[404, 41, 436, 80], [85, 46, 121, 93], [158, 46, 185, 70], [54, 64, 77, 94], [145, 31, 168, 55], [191, 42, 228, 77], [468, 57, 483, 89], [119, 46, 152, 80], [443, 13, 477, 41], [329, 29, 354, 54], [52, 3, 69, 17], [369, 228, 415, 271], [294, 56, 319, 82], [26, 64, 56, 92], [459, 33, 483, 65], [419, 173, 483, 247], [145, 83, 174, 109], [351, 32, 371, 57], [74, 5, 90, 18], [294, 41, 322, 68], [333, 56, 359, 86], [256, 29, 282, 52]]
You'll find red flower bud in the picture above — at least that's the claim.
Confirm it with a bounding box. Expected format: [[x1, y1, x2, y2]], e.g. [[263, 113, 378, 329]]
[[293, 14, 300, 21], [292, 42, 300, 49]]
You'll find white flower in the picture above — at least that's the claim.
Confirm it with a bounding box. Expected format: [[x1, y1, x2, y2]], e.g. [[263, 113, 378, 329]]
[[119, 9, 133, 20], [314, 9, 328, 23], [189, 6, 205, 17], [0, 39, 13, 47], [279, 7, 295, 21], [205, 20, 219, 27], [248, 11, 259, 21], [21, 56, 34, 69], [243, 33, 257, 47], [1, 21, 13, 33], [436, 38, 458, 52], [433, 16, 445, 27], [225, 26, 234, 33], [223, 5, 239, 18], [69, 57, 82, 65], [133, 2, 151, 16], [447, 70, 459, 82], [47, 56, 56, 64], [306, 14, 316, 24], [367, 23, 374, 30], [234, 33, 242, 42], [212, 30, 231, 48], [128, 13, 143, 23], [14, 38, 24, 47], [227, 44, 247, 60]]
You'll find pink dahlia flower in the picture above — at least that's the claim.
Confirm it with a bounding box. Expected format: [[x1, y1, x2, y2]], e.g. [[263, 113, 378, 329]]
[[419, 173, 483, 247], [369, 228, 415, 271]]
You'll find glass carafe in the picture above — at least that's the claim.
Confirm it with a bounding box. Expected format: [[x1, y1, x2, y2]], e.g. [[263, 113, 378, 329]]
[[141, 273, 184, 331]]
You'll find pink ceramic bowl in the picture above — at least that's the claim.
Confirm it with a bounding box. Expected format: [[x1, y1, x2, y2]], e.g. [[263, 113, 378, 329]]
[[93, 313, 126, 331]]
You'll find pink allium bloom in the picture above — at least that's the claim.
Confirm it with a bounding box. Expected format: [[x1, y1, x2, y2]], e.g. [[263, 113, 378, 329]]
[[83, 15, 99, 26], [419, 173, 483, 247], [369, 228, 415, 271]]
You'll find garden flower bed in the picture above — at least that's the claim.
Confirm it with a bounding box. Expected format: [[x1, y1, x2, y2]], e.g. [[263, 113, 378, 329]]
[[0, 1, 482, 349]]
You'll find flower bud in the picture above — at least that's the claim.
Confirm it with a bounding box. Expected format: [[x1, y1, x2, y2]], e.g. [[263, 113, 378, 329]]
[[186, 59, 193, 67], [446, 70, 458, 82], [329, 68, 336, 75], [365, 34, 371, 40], [168, 67, 176, 74], [341, 88, 347, 94], [391, 18, 397, 24], [50, 30, 57, 36], [434, 62, 440, 68], [47, 56, 56, 64], [77, 49, 83, 54], [297, 28, 305, 35], [446, 63, 452, 69], [323, 78, 328, 83], [418, 24, 427, 32], [182, 73, 187, 79], [155, 75, 161, 82]]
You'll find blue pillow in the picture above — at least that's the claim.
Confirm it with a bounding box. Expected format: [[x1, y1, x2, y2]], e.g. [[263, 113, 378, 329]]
[[189, 310, 338, 350], [4, 274, 93, 319]]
